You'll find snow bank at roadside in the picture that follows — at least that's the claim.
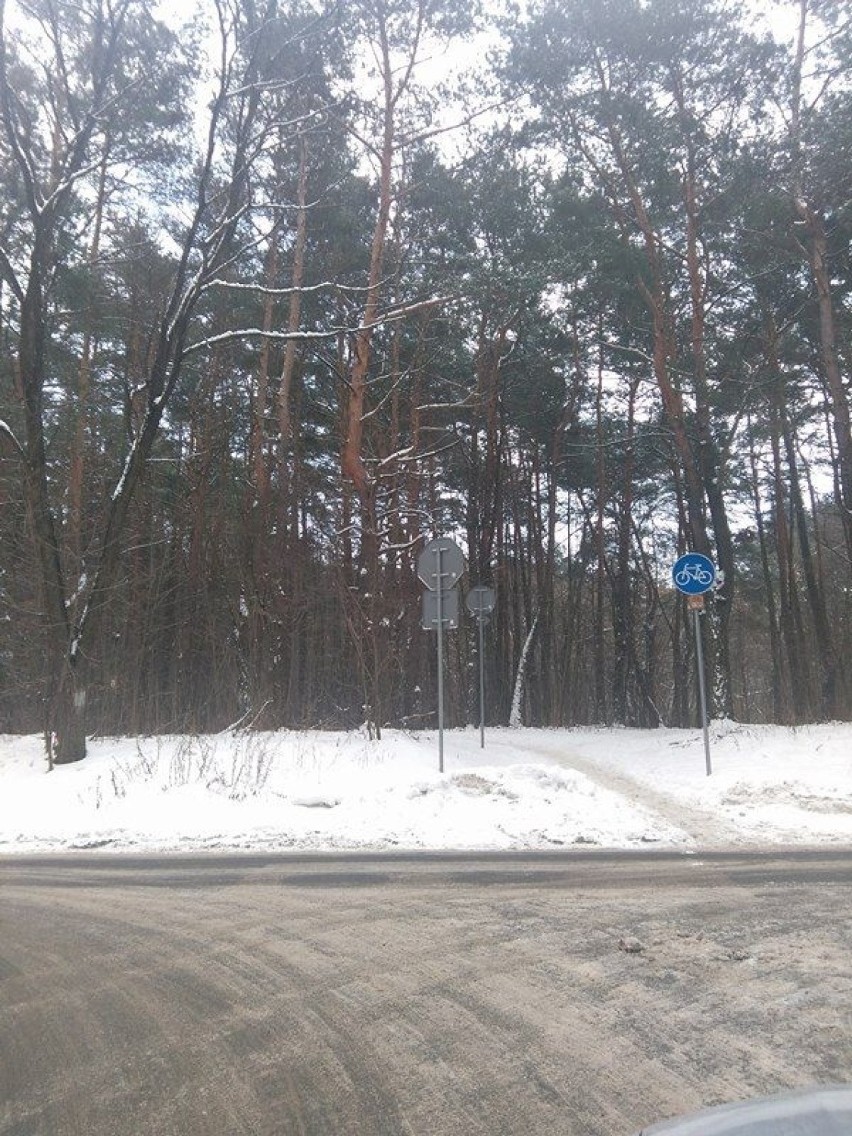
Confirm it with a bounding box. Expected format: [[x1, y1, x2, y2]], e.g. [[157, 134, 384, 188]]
[[0, 722, 849, 854], [515, 721, 852, 845]]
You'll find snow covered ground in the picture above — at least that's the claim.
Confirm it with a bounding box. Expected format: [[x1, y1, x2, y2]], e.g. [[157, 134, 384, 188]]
[[1, 721, 851, 854]]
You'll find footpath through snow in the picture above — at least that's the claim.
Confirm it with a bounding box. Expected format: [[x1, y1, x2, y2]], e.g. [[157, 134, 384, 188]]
[[0, 722, 850, 854]]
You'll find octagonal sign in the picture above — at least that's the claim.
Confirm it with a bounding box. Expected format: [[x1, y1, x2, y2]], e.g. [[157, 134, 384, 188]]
[[417, 537, 465, 591]]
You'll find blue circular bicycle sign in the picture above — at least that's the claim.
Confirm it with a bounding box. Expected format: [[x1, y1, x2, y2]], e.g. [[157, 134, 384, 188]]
[[672, 553, 716, 596]]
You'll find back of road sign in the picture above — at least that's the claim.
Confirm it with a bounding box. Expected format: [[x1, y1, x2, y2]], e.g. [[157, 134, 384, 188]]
[[422, 588, 460, 630], [417, 538, 465, 591], [466, 585, 496, 617]]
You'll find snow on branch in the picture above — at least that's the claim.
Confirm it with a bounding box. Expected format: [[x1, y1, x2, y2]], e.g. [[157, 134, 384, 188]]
[[39, 156, 112, 218], [183, 326, 345, 353], [0, 418, 25, 458], [380, 294, 453, 322], [375, 439, 458, 469], [415, 395, 477, 413], [376, 445, 415, 468], [0, 245, 24, 303], [183, 294, 453, 356], [202, 279, 368, 297]]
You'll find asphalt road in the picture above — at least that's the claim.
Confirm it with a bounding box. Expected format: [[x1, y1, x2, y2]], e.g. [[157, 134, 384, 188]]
[[2, 850, 851, 1135]]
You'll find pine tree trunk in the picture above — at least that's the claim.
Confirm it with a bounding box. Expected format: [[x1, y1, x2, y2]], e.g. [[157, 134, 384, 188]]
[[278, 132, 309, 546], [789, 0, 852, 560], [593, 340, 607, 723], [68, 151, 108, 584], [747, 417, 784, 722], [782, 407, 838, 716], [770, 395, 808, 721]]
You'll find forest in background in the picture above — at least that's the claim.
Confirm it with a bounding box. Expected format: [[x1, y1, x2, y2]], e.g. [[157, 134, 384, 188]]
[[0, 0, 850, 762]]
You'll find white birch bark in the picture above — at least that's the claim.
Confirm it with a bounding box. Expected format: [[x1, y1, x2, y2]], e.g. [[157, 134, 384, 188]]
[[509, 611, 539, 728]]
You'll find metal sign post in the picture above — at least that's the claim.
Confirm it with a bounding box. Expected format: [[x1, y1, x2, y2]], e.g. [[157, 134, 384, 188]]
[[436, 545, 445, 773], [418, 538, 465, 774], [689, 596, 712, 777], [477, 614, 484, 748], [466, 585, 496, 749], [672, 553, 716, 777]]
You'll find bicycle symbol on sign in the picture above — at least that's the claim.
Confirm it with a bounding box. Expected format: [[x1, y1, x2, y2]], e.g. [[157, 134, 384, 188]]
[[674, 563, 713, 588], [671, 552, 716, 596]]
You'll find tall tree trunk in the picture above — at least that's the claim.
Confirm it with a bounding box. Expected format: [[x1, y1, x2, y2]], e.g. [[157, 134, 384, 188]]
[[679, 134, 734, 716], [509, 611, 538, 727], [598, 108, 711, 559], [747, 415, 784, 722], [339, 6, 400, 736], [611, 376, 637, 724], [278, 131, 309, 546], [781, 405, 838, 716], [789, 0, 852, 559], [68, 148, 109, 586], [593, 334, 608, 723], [770, 388, 808, 721]]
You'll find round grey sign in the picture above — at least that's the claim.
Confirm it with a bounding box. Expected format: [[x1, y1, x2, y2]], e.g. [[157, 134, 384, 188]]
[[466, 585, 496, 616]]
